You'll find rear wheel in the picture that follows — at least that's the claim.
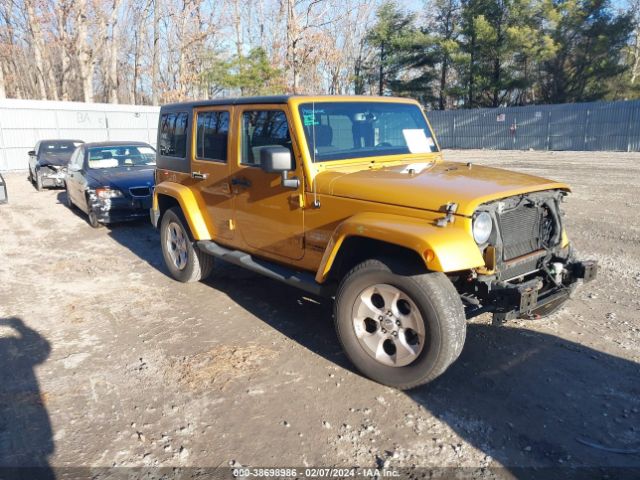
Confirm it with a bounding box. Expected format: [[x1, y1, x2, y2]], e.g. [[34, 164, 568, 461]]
[[65, 186, 74, 208], [334, 258, 466, 390], [160, 207, 214, 282]]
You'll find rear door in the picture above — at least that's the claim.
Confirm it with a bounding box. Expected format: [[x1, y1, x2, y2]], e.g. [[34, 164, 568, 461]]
[[230, 105, 305, 260], [189, 106, 235, 242]]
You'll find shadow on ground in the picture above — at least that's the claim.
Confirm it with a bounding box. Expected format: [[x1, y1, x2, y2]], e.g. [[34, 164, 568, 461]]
[[0, 317, 55, 478], [106, 221, 640, 474]]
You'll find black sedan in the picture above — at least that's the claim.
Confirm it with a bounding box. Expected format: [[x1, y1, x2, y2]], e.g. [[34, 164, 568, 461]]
[[28, 139, 84, 190], [65, 141, 156, 228]]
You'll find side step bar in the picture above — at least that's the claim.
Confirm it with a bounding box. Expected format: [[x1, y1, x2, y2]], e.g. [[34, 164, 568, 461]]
[[196, 240, 334, 297]]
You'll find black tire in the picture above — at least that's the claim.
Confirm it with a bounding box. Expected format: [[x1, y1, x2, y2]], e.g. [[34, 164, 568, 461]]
[[334, 258, 466, 390], [87, 209, 103, 228], [160, 207, 214, 283], [35, 171, 43, 191], [65, 187, 74, 208]]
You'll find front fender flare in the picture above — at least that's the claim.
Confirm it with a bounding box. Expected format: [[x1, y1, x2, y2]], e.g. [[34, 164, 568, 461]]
[[315, 212, 485, 283], [154, 183, 211, 240]]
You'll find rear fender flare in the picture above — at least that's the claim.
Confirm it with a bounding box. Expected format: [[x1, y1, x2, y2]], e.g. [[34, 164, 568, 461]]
[[154, 183, 211, 240]]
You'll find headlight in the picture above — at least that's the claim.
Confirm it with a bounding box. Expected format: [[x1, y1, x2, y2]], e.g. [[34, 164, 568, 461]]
[[472, 211, 492, 244], [95, 187, 123, 199]]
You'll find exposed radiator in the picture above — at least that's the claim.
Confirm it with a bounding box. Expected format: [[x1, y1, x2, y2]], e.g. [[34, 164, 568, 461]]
[[498, 205, 545, 260]]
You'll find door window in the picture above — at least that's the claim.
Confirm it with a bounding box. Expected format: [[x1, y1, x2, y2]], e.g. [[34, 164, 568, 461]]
[[196, 111, 230, 162], [241, 110, 292, 166]]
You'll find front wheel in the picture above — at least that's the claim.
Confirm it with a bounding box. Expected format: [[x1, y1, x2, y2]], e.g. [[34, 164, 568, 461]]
[[35, 171, 43, 191], [160, 207, 214, 282], [88, 209, 103, 228], [334, 258, 466, 390]]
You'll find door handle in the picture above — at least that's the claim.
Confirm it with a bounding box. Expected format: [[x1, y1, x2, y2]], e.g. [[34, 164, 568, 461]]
[[192, 171, 209, 180], [231, 177, 251, 188]]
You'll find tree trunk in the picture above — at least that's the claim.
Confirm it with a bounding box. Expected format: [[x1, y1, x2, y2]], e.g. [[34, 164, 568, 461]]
[[151, 0, 161, 105], [378, 43, 384, 96], [24, 0, 48, 99], [76, 0, 94, 102], [0, 64, 6, 99], [468, 32, 475, 107], [439, 57, 448, 110], [631, 29, 640, 85], [107, 0, 122, 103]]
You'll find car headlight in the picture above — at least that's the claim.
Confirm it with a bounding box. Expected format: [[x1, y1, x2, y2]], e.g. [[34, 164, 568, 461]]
[[95, 187, 123, 199], [472, 211, 492, 244]]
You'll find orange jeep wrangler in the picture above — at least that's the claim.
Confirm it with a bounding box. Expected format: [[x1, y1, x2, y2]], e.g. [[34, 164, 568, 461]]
[[151, 95, 596, 389]]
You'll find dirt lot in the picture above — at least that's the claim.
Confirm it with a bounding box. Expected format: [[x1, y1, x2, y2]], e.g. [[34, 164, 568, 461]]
[[1, 150, 639, 476]]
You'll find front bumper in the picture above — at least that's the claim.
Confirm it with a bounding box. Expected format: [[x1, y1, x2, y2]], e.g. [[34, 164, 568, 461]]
[[467, 259, 598, 322], [90, 196, 152, 224], [40, 169, 66, 187]]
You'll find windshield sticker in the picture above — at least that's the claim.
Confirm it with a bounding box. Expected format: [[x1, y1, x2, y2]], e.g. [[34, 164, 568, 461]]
[[303, 113, 319, 127], [402, 129, 432, 154]]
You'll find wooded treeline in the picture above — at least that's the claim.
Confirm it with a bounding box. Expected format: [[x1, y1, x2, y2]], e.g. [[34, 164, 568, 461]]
[[0, 0, 637, 108]]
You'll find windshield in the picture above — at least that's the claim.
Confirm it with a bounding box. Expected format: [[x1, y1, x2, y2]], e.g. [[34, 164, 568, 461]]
[[298, 102, 438, 162], [41, 141, 82, 153], [88, 145, 156, 169]]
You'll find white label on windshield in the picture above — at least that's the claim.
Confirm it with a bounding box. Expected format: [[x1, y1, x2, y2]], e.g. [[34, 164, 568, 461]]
[[139, 147, 155, 155], [403, 129, 432, 153]]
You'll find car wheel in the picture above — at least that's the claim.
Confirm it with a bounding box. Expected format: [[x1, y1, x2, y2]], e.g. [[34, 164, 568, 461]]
[[65, 187, 74, 209], [35, 171, 43, 191], [160, 207, 214, 282], [334, 258, 466, 390], [88, 209, 103, 228]]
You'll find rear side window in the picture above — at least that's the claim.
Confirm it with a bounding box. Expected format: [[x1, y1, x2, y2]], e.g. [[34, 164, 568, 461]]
[[196, 111, 230, 162], [159, 112, 188, 158], [241, 110, 291, 166]]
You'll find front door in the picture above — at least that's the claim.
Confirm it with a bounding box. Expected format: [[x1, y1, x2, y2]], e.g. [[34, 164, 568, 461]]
[[66, 147, 87, 211], [190, 107, 235, 242], [231, 106, 304, 261]]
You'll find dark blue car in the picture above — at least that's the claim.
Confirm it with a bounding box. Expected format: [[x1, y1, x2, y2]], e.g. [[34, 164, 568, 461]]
[[65, 141, 156, 228]]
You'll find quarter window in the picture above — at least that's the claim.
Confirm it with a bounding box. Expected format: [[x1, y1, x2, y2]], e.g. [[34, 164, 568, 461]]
[[196, 111, 230, 162], [159, 112, 189, 158], [241, 110, 292, 166]]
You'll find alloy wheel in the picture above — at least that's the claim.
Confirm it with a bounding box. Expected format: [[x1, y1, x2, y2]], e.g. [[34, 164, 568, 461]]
[[351, 283, 426, 367]]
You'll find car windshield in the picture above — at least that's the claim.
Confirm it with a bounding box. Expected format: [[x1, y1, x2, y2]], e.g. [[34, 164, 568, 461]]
[[41, 141, 82, 153], [298, 102, 438, 162], [87, 145, 156, 169]]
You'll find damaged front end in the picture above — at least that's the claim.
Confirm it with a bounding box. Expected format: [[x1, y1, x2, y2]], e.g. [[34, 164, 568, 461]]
[[87, 186, 153, 224], [38, 164, 67, 187], [457, 190, 597, 323]]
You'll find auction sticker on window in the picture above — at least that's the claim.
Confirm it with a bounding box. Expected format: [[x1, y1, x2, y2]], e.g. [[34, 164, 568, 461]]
[[402, 129, 434, 153]]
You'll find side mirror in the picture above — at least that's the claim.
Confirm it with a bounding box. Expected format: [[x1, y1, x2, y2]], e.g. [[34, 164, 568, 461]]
[[28, 150, 36, 156], [260, 146, 299, 188], [68, 163, 81, 172]]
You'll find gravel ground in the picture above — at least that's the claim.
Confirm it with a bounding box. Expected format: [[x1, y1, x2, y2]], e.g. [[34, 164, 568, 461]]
[[0, 150, 639, 477]]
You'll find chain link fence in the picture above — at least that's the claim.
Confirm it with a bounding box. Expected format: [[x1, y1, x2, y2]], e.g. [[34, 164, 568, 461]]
[[427, 100, 640, 152]]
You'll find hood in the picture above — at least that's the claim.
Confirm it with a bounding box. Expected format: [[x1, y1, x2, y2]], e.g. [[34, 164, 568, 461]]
[[39, 151, 74, 167], [315, 161, 569, 217], [86, 167, 155, 195]]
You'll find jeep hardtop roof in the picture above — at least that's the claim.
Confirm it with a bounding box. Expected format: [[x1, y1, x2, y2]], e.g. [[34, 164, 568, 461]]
[[160, 95, 413, 111]]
